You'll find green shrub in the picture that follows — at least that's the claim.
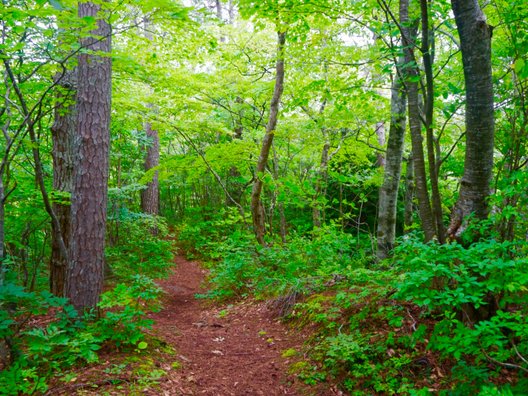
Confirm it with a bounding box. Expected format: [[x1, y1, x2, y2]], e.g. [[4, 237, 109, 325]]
[[94, 274, 163, 347], [0, 274, 163, 395], [395, 236, 528, 390], [200, 223, 368, 300], [106, 213, 175, 279]]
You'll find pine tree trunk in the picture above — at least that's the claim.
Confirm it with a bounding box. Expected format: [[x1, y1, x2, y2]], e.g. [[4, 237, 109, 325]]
[[377, 67, 407, 260], [141, 121, 160, 216], [67, 1, 111, 311], [50, 70, 76, 296], [251, 31, 286, 245], [140, 18, 160, 219], [448, 0, 495, 239]]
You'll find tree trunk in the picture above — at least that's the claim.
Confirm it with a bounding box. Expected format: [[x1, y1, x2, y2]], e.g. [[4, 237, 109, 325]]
[[377, 66, 407, 260], [140, 18, 160, 220], [448, 0, 495, 239], [50, 70, 76, 296], [67, 1, 111, 311], [401, 0, 436, 242], [215, 0, 222, 20], [141, 121, 160, 216], [421, 0, 446, 244], [250, 31, 286, 245], [375, 122, 386, 167]]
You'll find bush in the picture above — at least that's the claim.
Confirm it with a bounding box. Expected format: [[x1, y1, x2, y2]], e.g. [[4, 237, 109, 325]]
[[0, 275, 162, 395], [199, 224, 367, 300], [394, 236, 528, 391], [106, 213, 175, 279]]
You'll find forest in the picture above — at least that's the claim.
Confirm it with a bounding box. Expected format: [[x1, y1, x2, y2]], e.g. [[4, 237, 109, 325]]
[[0, 0, 527, 394]]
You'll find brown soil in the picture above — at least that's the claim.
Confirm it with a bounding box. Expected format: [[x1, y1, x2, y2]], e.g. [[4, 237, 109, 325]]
[[43, 255, 340, 395], [145, 256, 307, 395]]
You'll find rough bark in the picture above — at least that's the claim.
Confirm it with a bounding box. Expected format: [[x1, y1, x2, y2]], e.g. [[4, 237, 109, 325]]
[[50, 70, 76, 296], [139, 18, 160, 224], [67, 1, 111, 311], [250, 31, 286, 245], [141, 121, 160, 216], [377, 68, 407, 260], [448, 0, 495, 239], [401, 0, 436, 242]]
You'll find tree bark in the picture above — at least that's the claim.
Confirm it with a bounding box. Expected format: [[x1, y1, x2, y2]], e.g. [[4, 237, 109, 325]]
[[421, 0, 445, 243], [375, 122, 386, 167], [50, 70, 76, 296], [448, 0, 495, 239], [141, 121, 160, 216], [140, 18, 160, 222], [215, 0, 222, 20], [401, 0, 436, 242], [250, 31, 286, 245], [67, 1, 111, 311], [377, 66, 407, 260]]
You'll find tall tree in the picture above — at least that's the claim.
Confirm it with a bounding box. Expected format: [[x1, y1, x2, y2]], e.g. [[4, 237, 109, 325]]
[[400, 0, 436, 242], [141, 121, 160, 216], [447, 0, 494, 239], [141, 19, 160, 218], [250, 31, 286, 245], [66, 1, 112, 310], [376, 62, 407, 260]]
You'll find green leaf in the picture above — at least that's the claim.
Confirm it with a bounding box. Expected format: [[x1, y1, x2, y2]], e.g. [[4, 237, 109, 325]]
[[514, 58, 525, 75]]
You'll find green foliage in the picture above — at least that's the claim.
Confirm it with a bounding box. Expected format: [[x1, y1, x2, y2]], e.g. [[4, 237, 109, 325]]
[[394, 235, 528, 391], [286, 264, 425, 394], [195, 224, 363, 300], [106, 213, 175, 280], [94, 274, 163, 348], [0, 275, 162, 395], [395, 237, 528, 313]]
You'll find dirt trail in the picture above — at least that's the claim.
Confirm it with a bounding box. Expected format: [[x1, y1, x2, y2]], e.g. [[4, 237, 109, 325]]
[[149, 256, 305, 396]]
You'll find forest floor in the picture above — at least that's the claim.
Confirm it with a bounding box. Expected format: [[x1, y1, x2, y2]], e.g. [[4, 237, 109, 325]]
[[46, 255, 340, 395]]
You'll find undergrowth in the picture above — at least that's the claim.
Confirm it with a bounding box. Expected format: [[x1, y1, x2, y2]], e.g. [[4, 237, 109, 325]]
[[0, 274, 163, 395], [0, 214, 174, 395], [106, 213, 175, 280], [178, 214, 528, 395]]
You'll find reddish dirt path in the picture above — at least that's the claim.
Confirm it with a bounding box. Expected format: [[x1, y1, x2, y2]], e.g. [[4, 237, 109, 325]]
[[148, 256, 305, 396]]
